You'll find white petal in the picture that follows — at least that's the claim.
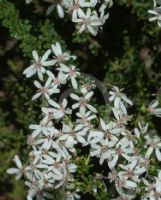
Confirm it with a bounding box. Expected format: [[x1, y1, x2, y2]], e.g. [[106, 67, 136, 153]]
[[57, 4, 64, 18], [32, 50, 39, 62], [7, 168, 19, 174], [87, 104, 97, 113], [14, 155, 22, 168], [145, 147, 153, 159], [42, 60, 56, 66], [32, 92, 41, 100], [71, 77, 78, 89], [108, 155, 118, 169], [41, 49, 51, 62], [34, 80, 41, 88], [70, 93, 79, 101], [156, 148, 161, 161], [125, 180, 137, 188], [85, 91, 94, 100]]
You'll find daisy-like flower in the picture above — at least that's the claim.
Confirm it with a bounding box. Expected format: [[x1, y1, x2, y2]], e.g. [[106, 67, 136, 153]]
[[72, 8, 102, 36], [7, 155, 24, 180], [53, 163, 74, 189], [99, 118, 119, 143], [70, 91, 97, 113], [47, 70, 67, 87], [119, 160, 142, 183], [109, 86, 133, 110], [51, 42, 76, 65], [145, 136, 161, 161], [134, 122, 149, 138], [58, 64, 80, 89], [148, 7, 161, 27], [39, 131, 56, 150], [59, 123, 87, 148], [41, 107, 55, 124], [48, 98, 72, 119], [76, 109, 96, 130], [115, 174, 137, 193], [43, 0, 65, 18], [66, 0, 93, 19], [142, 177, 161, 200], [90, 138, 115, 165], [32, 78, 60, 100], [108, 142, 133, 170], [29, 120, 54, 139], [88, 129, 104, 144], [148, 99, 161, 117], [119, 130, 135, 147], [23, 50, 54, 81], [26, 178, 54, 200], [123, 155, 149, 174]]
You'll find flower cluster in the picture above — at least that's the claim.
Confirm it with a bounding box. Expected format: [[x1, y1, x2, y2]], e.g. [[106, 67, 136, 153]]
[[8, 43, 81, 200], [148, 0, 161, 27], [8, 42, 161, 200], [25, 0, 113, 36]]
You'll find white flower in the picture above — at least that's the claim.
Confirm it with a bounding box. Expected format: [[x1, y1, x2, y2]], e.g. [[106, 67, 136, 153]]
[[123, 155, 149, 174], [7, 155, 24, 180], [88, 129, 104, 144], [76, 109, 96, 130], [29, 120, 54, 139], [51, 42, 76, 65], [100, 118, 119, 143], [134, 122, 149, 138], [23, 50, 54, 81], [90, 138, 115, 165], [59, 123, 87, 148], [119, 130, 135, 147], [43, 0, 65, 18], [39, 131, 56, 150], [58, 64, 80, 89], [142, 177, 161, 200], [119, 160, 141, 183], [48, 98, 72, 119], [47, 70, 67, 87], [66, 0, 92, 19], [53, 163, 74, 189], [148, 99, 161, 117], [109, 86, 133, 110], [145, 136, 161, 161], [108, 142, 133, 170], [41, 107, 55, 124], [72, 8, 102, 36], [70, 91, 97, 113], [32, 78, 60, 100], [115, 175, 137, 192], [148, 8, 161, 27]]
